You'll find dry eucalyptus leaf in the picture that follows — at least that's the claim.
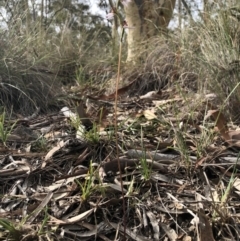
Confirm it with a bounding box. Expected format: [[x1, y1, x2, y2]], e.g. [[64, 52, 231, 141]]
[[143, 109, 157, 120]]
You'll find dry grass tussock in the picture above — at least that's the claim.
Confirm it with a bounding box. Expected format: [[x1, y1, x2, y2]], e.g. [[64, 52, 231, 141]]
[[1, 7, 239, 120], [0, 20, 112, 115], [107, 7, 239, 121], [121, 38, 178, 96], [105, 33, 199, 98], [178, 8, 240, 121]]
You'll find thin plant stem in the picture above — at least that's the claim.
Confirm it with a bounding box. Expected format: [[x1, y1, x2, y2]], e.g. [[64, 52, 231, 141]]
[[114, 27, 126, 240]]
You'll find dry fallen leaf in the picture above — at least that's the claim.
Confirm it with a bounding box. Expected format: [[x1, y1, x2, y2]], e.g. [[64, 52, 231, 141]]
[[205, 109, 230, 141], [233, 178, 240, 191], [27, 192, 53, 224], [198, 210, 215, 241], [147, 211, 160, 240], [143, 109, 157, 120], [182, 236, 192, 241], [65, 208, 94, 224], [160, 223, 177, 241], [140, 90, 161, 99], [195, 156, 210, 169], [152, 97, 182, 106], [228, 130, 240, 142], [90, 79, 137, 100], [42, 140, 68, 168]]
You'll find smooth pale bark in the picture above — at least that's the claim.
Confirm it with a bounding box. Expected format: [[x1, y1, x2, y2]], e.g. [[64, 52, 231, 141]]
[[124, 0, 176, 62]]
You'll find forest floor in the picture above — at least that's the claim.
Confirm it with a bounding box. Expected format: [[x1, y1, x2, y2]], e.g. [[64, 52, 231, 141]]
[[0, 82, 240, 241]]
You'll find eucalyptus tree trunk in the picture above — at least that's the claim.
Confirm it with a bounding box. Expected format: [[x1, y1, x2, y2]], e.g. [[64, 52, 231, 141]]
[[124, 0, 176, 63]]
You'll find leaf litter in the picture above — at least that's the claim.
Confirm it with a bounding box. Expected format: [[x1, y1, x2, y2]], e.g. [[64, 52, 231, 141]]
[[0, 84, 240, 241]]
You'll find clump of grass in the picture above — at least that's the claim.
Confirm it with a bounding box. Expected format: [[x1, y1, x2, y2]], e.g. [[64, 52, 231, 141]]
[[0, 6, 113, 115], [139, 156, 152, 181], [85, 124, 100, 143], [106, 36, 178, 95], [76, 161, 96, 201], [178, 6, 240, 120], [0, 109, 16, 145], [31, 136, 48, 152], [0, 219, 23, 241]]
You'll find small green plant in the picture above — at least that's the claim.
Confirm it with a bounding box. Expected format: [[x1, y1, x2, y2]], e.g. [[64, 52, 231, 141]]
[[195, 124, 216, 158], [126, 176, 136, 196], [68, 113, 86, 140], [0, 209, 51, 240], [38, 207, 50, 235], [0, 218, 22, 241], [76, 161, 95, 201], [174, 129, 192, 172], [212, 155, 240, 220], [31, 136, 48, 152], [0, 110, 16, 145], [85, 123, 100, 143], [140, 156, 152, 181], [69, 114, 81, 130], [75, 66, 87, 85]]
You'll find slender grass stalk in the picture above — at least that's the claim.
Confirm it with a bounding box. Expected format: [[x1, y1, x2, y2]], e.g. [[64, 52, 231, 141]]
[[114, 27, 126, 239], [0, 110, 16, 145], [76, 161, 95, 201], [38, 207, 49, 235]]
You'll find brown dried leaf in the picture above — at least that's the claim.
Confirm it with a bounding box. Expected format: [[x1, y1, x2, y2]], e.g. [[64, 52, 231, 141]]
[[205, 109, 230, 141], [154, 139, 173, 150], [198, 210, 215, 241], [95, 79, 137, 100], [227, 130, 240, 145], [75, 148, 89, 165], [195, 156, 210, 169]]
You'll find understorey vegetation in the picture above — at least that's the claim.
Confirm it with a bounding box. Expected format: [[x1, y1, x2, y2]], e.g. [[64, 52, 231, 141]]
[[0, 1, 240, 240]]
